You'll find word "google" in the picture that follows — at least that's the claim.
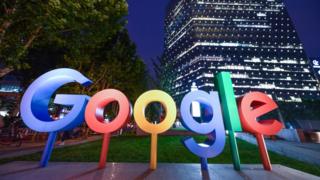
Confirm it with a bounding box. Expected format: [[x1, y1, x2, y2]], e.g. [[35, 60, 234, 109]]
[[20, 68, 283, 171]]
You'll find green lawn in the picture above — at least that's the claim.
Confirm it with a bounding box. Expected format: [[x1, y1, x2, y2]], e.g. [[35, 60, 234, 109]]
[[1, 135, 319, 176]]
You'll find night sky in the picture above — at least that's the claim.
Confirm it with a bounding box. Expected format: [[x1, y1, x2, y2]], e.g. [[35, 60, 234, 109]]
[[126, 0, 320, 75]]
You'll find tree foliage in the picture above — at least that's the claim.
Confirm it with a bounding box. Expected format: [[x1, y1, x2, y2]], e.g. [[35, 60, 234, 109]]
[[152, 55, 175, 100], [0, 0, 127, 69], [0, 0, 147, 100], [68, 29, 147, 100]]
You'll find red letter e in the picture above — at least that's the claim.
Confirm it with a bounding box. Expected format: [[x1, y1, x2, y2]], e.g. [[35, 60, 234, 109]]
[[238, 92, 283, 171]]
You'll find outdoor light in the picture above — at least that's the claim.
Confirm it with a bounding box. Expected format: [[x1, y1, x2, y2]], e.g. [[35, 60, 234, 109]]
[[20, 68, 283, 171], [0, 111, 8, 117]]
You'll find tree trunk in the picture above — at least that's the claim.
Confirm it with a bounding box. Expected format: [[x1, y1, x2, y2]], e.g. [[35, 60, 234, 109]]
[[0, 67, 13, 78], [0, 21, 12, 41], [0, 3, 17, 43], [23, 26, 42, 50], [14, 26, 42, 63]]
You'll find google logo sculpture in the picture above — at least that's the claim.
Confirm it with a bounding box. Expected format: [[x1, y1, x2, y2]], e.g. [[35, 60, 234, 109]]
[[20, 68, 283, 171]]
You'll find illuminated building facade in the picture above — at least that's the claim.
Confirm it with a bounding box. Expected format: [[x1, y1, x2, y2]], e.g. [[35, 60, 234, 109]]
[[0, 72, 22, 94], [309, 57, 320, 81], [163, 0, 320, 103], [0, 63, 20, 117]]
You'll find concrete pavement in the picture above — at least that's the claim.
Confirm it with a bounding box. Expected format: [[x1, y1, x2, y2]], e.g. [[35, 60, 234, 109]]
[[0, 162, 318, 180], [237, 133, 320, 166]]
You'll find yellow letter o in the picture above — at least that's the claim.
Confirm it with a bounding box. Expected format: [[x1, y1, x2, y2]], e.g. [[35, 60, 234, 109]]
[[134, 90, 177, 134]]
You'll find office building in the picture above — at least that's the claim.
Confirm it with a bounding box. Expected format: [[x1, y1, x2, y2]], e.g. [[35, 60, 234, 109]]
[[163, 0, 319, 103]]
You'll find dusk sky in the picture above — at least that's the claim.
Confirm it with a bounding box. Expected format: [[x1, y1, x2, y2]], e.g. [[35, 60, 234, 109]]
[[126, 0, 320, 74]]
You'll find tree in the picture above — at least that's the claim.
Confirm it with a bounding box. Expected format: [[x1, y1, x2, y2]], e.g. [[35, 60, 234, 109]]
[[75, 29, 147, 101], [0, 67, 12, 78], [152, 55, 175, 95], [0, 0, 128, 70], [1, 0, 149, 127], [1, 0, 148, 96]]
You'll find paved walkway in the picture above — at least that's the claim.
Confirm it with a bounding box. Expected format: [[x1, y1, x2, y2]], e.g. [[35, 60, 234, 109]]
[[0, 162, 318, 180], [0, 136, 101, 159], [237, 133, 320, 166]]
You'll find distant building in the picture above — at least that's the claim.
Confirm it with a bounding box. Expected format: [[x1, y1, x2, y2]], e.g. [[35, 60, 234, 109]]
[[0, 72, 23, 94], [0, 68, 22, 117], [309, 57, 320, 81], [163, 0, 320, 103]]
